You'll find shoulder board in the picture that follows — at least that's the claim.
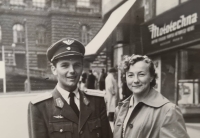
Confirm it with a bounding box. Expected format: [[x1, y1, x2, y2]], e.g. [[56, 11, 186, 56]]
[[84, 89, 105, 97], [31, 92, 52, 104]]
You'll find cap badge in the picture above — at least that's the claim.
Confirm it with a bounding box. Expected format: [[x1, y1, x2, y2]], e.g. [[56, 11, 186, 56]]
[[63, 39, 74, 45], [66, 47, 71, 50]]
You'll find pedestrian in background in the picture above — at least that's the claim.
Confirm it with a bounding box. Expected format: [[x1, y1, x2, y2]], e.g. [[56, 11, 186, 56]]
[[79, 71, 87, 91], [86, 69, 96, 89], [99, 69, 107, 90], [28, 38, 112, 138], [113, 54, 189, 138], [93, 70, 99, 89], [105, 68, 118, 122]]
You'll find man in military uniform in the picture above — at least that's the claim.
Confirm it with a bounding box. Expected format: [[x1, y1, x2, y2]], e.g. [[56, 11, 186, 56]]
[[28, 38, 112, 138]]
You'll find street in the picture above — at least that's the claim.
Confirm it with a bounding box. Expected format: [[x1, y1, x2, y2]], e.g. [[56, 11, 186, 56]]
[[0, 92, 199, 138]]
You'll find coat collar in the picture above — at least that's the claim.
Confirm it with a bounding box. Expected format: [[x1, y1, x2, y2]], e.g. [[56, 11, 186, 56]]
[[119, 88, 170, 108], [52, 88, 92, 131]]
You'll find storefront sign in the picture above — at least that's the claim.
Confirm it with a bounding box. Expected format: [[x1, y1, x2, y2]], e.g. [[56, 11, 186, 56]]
[[141, 0, 200, 55]]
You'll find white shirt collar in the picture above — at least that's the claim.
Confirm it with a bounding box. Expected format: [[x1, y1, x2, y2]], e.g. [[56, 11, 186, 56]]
[[56, 84, 80, 100]]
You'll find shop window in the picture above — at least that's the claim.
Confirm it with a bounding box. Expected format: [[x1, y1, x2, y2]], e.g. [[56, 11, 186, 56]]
[[37, 54, 47, 69], [15, 53, 26, 68], [161, 52, 176, 103], [77, 0, 90, 7], [178, 46, 200, 105], [13, 24, 25, 43], [80, 25, 91, 45], [33, 0, 46, 8], [0, 26, 1, 43], [36, 25, 47, 45], [10, 0, 24, 5], [156, 0, 179, 15]]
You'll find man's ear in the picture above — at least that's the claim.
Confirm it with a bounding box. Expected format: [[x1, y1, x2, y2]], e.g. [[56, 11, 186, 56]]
[[51, 64, 57, 76]]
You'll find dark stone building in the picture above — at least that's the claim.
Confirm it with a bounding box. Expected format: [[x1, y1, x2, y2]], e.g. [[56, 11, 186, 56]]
[[0, 0, 102, 92]]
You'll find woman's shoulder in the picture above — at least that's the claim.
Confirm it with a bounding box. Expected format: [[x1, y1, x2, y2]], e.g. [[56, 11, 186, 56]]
[[161, 101, 182, 116]]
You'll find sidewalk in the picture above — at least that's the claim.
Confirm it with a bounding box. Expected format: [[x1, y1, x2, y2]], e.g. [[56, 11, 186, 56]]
[[0, 91, 199, 138], [0, 90, 52, 138]]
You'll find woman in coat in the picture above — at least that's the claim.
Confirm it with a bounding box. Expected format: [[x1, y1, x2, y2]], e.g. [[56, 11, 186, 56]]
[[113, 54, 189, 138]]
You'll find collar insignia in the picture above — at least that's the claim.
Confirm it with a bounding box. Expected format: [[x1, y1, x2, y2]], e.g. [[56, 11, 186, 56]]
[[56, 98, 64, 108], [53, 115, 64, 119], [63, 39, 74, 45]]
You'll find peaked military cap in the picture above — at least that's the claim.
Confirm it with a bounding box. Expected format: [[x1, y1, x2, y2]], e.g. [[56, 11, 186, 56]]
[[46, 38, 85, 62]]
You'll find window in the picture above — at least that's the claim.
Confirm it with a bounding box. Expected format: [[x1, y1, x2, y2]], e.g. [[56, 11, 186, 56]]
[[10, 0, 24, 5], [80, 25, 91, 45], [37, 54, 47, 69], [13, 24, 25, 43], [178, 45, 200, 105], [156, 0, 179, 15], [161, 52, 176, 103], [36, 25, 47, 45], [33, 0, 46, 8], [0, 26, 1, 43], [77, 0, 90, 7]]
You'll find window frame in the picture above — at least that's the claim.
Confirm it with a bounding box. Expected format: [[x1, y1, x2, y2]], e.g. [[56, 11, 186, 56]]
[[13, 24, 25, 44], [36, 25, 47, 46]]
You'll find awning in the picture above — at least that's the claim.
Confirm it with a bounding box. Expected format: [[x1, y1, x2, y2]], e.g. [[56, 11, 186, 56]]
[[85, 0, 136, 56]]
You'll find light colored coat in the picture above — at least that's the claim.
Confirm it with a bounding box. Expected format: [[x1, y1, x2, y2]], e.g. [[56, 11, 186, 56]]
[[113, 88, 190, 138], [105, 73, 118, 112]]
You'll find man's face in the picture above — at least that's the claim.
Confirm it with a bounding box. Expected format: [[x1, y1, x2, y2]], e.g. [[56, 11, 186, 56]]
[[126, 60, 153, 96], [51, 56, 83, 91]]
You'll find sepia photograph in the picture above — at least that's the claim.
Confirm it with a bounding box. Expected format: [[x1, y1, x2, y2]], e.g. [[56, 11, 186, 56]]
[[0, 0, 200, 138]]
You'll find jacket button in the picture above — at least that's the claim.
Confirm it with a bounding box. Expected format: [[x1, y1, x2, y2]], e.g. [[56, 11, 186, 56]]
[[80, 131, 83, 134], [60, 129, 63, 132], [129, 124, 133, 128]]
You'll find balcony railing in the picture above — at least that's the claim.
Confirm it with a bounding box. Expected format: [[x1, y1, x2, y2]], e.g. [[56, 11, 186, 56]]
[[0, 0, 101, 14]]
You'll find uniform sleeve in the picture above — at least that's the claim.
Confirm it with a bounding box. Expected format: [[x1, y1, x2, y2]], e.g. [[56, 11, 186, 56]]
[[99, 98, 113, 138], [28, 102, 48, 138], [159, 105, 190, 138]]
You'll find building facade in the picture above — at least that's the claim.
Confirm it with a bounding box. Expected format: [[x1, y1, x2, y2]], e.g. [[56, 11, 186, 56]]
[[90, 0, 200, 123], [0, 0, 102, 92]]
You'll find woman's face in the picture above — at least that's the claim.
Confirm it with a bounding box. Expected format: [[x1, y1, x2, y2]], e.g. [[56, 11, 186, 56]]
[[126, 60, 153, 96]]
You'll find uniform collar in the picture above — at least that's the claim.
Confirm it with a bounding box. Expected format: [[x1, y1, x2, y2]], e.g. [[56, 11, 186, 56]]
[[119, 88, 169, 108], [56, 84, 80, 100]]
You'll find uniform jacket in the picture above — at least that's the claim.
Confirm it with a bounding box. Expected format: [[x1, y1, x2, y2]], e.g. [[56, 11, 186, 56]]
[[113, 88, 190, 138], [105, 73, 119, 112], [28, 88, 112, 138]]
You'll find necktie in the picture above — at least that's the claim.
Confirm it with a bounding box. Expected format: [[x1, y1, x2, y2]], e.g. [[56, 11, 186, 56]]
[[69, 92, 79, 117]]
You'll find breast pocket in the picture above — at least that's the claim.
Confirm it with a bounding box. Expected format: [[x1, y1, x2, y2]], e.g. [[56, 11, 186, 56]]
[[87, 118, 102, 138], [49, 122, 73, 138]]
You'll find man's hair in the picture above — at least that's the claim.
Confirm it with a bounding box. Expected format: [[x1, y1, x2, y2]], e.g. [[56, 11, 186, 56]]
[[89, 70, 92, 73], [120, 54, 157, 88]]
